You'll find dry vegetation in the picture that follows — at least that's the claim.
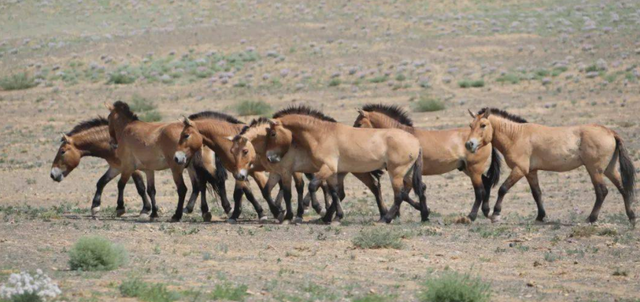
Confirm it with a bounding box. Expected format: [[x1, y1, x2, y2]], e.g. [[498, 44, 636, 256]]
[[1, 0, 640, 301]]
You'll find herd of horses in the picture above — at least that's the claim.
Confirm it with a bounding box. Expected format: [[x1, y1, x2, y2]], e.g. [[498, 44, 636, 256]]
[[50, 102, 637, 226]]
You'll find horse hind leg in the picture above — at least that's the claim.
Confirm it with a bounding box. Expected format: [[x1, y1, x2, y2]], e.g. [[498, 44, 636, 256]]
[[525, 171, 546, 222], [131, 171, 151, 215], [586, 170, 608, 224]]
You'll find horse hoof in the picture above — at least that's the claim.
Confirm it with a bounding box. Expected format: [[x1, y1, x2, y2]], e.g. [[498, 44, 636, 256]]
[[467, 214, 477, 222], [227, 208, 235, 219], [586, 216, 598, 224], [116, 208, 125, 217], [259, 216, 269, 223], [149, 215, 157, 222], [276, 211, 286, 223], [292, 217, 303, 225], [91, 207, 100, 217], [490, 215, 502, 223], [137, 213, 150, 222], [202, 212, 213, 222], [482, 209, 491, 218], [227, 218, 237, 224], [319, 209, 327, 217], [184, 207, 194, 214], [171, 215, 182, 222]]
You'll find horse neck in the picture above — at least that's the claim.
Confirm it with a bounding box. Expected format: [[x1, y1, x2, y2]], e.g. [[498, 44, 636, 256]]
[[245, 126, 269, 155], [196, 120, 243, 139], [279, 116, 329, 149], [71, 127, 114, 159], [489, 116, 524, 152], [111, 115, 135, 139], [370, 113, 414, 132]]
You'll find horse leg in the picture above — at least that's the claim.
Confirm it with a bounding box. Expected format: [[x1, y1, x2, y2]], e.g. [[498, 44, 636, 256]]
[[131, 171, 151, 215], [242, 182, 266, 221], [491, 168, 525, 223], [278, 179, 294, 221], [144, 171, 159, 219], [383, 175, 405, 223], [184, 167, 200, 214], [170, 169, 188, 222], [253, 171, 283, 221], [229, 181, 244, 222], [605, 169, 636, 226], [195, 168, 211, 222], [466, 173, 485, 222], [91, 167, 120, 218], [332, 175, 345, 222], [481, 175, 493, 218], [586, 171, 608, 224], [525, 171, 546, 222], [293, 173, 305, 207]]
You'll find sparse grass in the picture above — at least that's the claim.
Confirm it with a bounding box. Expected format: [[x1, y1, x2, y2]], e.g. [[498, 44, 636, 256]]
[[68, 236, 127, 271], [414, 96, 445, 112], [107, 71, 136, 85], [140, 111, 163, 122], [0, 72, 38, 91], [544, 252, 560, 263], [353, 293, 394, 302], [419, 272, 491, 302], [5, 292, 43, 302], [328, 78, 342, 87], [570, 225, 618, 238], [496, 73, 521, 84], [369, 75, 389, 83], [129, 95, 162, 122], [235, 100, 271, 116], [210, 282, 248, 301], [119, 277, 180, 302], [458, 79, 484, 88], [352, 228, 403, 249]]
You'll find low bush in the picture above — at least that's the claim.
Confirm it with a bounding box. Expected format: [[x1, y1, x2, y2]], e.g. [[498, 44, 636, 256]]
[[0, 73, 38, 91], [68, 236, 127, 271], [235, 100, 271, 116], [352, 228, 403, 249], [419, 272, 491, 302]]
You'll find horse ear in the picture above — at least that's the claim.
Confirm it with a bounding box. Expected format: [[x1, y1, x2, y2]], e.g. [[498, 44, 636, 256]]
[[225, 136, 234, 141], [356, 109, 367, 117], [268, 119, 280, 127], [104, 102, 114, 111], [468, 109, 476, 118], [61, 133, 71, 143], [182, 117, 194, 127]]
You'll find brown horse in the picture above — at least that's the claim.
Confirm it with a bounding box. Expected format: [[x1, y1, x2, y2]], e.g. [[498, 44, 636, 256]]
[[107, 101, 225, 222], [50, 117, 150, 217], [353, 104, 501, 221], [466, 107, 636, 226], [228, 117, 388, 223], [265, 106, 428, 223], [174, 112, 289, 222]]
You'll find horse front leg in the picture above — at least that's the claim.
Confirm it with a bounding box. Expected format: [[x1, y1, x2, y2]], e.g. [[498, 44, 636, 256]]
[[228, 181, 244, 223], [184, 166, 200, 214], [525, 171, 546, 222], [131, 171, 151, 215], [170, 168, 188, 222], [195, 167, 212, 222], [466, 173, 485, 222], [115, 171, 132, 217], [261, 172, 285, 222], [491, 168, 525, 223], [144, 171, 159, 220], [91, 167, 120, 218]]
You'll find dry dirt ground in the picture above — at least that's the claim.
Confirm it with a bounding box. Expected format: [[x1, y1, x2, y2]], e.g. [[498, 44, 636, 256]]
[[1, 0, 640, 301]]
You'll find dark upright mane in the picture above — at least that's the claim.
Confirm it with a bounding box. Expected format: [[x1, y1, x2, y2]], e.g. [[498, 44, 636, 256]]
[[66, 117, 109, 136], [362, 104, 413, 127], [188, 111, 244, 124], [113, 101, 139, 121], [238, 117, 271, 136], [477, 108, 527, 123], [273, 105, 336, 122]]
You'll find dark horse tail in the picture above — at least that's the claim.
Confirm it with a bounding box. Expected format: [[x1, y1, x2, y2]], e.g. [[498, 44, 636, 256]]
[[615, 134, 635, 198], [411, 149, 429, 221], [486, 147, 502, 188]]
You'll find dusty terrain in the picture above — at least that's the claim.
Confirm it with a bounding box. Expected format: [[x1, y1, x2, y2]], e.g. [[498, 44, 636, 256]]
[[1, 0, 640, 301]]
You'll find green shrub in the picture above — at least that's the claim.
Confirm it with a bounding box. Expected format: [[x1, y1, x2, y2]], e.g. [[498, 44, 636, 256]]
[[328, 78, 342, 87], [119, 278, 180, 302], [352, 228, 403, 249], [395, 74, 407, 81], [129, 95, 162, 122], [369, 75, 389, 83], [68, 236, 127, 271], [107, 72, 136, 84], [210, 282, 248, 301], [353, 293, 393, 302], [496, 74, 520, 84], [0, 73, 38, 91], [419, 272, 491, 302], [551, 66, 568, 77], [458, 79, 484, 88], [414, 96, 445, 112], [140, 111, 162, 122], [6, 292, 43, 302], [235, 100, 271, 116]]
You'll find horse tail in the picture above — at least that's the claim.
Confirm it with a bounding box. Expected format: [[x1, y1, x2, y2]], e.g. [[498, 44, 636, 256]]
[[214, 154, 228, 183], [486, 147, 502, 188], [370, 169, 384, 180], [614, 134, 636, 200], [411, 149, 429, 221]]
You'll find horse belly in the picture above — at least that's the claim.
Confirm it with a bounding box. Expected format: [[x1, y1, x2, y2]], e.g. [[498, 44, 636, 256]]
[[531, 148, 582, 172]]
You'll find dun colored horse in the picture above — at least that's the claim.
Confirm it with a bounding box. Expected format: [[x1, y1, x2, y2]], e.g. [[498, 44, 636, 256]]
[[50, 117, 150, 217], [106, 101, 225, 222], [466, 108, 636, 226], [174, 112, 292, 222], [265, 106, 428, 223], [228, 117, 388, 223], [353, 104, 501, 221]]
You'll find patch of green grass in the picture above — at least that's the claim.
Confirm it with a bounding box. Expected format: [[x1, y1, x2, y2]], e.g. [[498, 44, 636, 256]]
[[551, 66, 568, 77], [496, 73, 520, 84], [369, 75, 389, 83], [570, 225, 618, 238], [352, 228, 403, 249], [210, 282, 248, 301], [0, 72, 38, 91], [68, 236, 127, 271], [353, 293, 394, 302], [119, 278, 180, 302], [419, 272, 491, 302], [414, 96, 445, 112], [235, 100, 271, 116], [395, 74, 407, 81], [585, 64, 599, 73], [328, 78, 342, 87], [140, 111, 162, 122], [130, 95, 157, 112], [458, 79, 484, 88], [107, 71, 136, 84], [5, 292, 43, 302], [469, 225, 510, 238], [544, 252, 560, 263]]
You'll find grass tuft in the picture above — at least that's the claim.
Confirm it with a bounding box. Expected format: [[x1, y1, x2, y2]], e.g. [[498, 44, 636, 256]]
[[129, 95, 162, 122], [414, 96, 445, 112], [458, 79, 485, 88], [419, 272, 491, 302], [210, 282, 248, 301], [0, 72, 38, 91], [119, 278, 180, 302], [235, 100, 271, 116], [352, 228, 403, 249], [68, 236, 127, 271]]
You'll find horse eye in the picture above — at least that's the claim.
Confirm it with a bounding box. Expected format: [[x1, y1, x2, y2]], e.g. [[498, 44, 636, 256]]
[[270, 132, 276, 137], [480, 124, 486, 129], [61, 150, 66, 155], [184, 134, 190, 139], [242, 149, 249, 155]]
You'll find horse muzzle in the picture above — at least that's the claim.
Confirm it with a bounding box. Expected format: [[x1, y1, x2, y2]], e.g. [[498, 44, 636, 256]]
[[266, 151, 281, 163], [50, 167, 64, 182], [234, 169, 248, 181], [173, 151, 188, 165], [465, 139, 479, 153]]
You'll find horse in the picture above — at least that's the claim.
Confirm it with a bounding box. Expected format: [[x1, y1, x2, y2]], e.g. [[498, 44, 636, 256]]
[[228, 117, 389, 223], [466, 107, 636, 226], [353, 104, 501, 221], [106, 101, 226, 222], [265, 105, 428, 223], [174, 111, 291, 223], [50, 117, 151, 218]]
